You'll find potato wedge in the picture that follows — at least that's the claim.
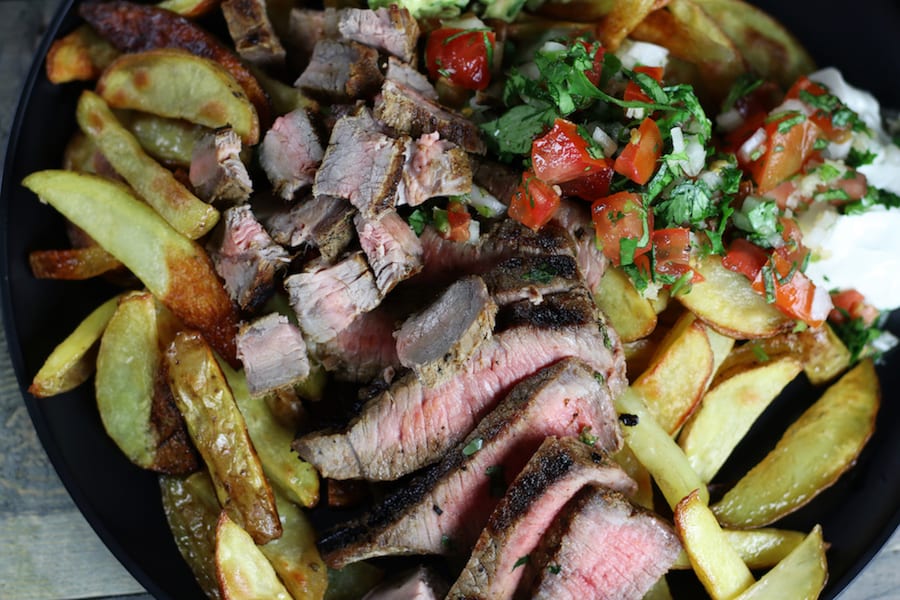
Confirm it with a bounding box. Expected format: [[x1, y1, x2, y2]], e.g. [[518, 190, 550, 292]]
[[157, 0, 223, 17], [679, 254, 793, 339], [29, 245, 123, 280], [97, 292, 198, 474], [250, 66, 318, 117], [97, 48, 260, 145], [45, 24, 120, 84], [632, 312, 713, 434], [595, 266, 657, 343], [675, 489, 755, 600], [160, 471, 223, 600], [215, 511, 291, 600], [733, 526, 827, 600], [678, 355, 802, 483], [596, 0, 657, 49], [222, 361, 320, 508], [28, 294, 121, 398], [166, 331, 281, 544], [615, 387, 708, 509], [22, 170, 239, 364], [802, 325, 851, 385], [713, 359, 879, 528], [77, 91, 219, 240], [672, 527, 806, 570], [116, 110, 208, 168]]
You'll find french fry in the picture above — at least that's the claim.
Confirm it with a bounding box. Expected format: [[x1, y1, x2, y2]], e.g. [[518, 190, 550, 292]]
[[733, 526, 827, 600], [595, 265, 658, 343], [166, 331, 282, 545], [160, 472, 223, 600], [215, 511, 292, 600], [29, 245, 123, 280], [97, 48, 260, 145], [77, 90, 220, 240], [671, 527, 806, 570], [22, 170, 239, 364], [675, 490, 755, 600], [45, 25, 120, 84], [678, 355, 802, 483], [596, 0, 658, 49], [28, 294, 121, 398], [96, 292, 198, 474], [713, 359, 879, 528], [116, 110, 209, 168], [801, 325, 852, 385]]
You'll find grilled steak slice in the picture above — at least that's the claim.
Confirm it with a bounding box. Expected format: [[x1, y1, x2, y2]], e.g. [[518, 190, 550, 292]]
[[495, 285, 608, 334], [208, 204, 290, 312], [398, 132, 472, 208], [552, 199, 607, 294], [524, 487, 681, 600], [285, 252, 382, 345], [386, 56, 438, 101], [396, 276, 497, 387], [446, 437, 636, 600], [356, 210, 424, 295], [362, 566, 447, 600], [222, 0, 286, 67], [338, 6, 419, 63], [483, 255, 580, 307], [295, 39, 383, 103], [286, 7, 339, 67], [293, 289, 626, 481], [265, 195, 356, 264], [189, 127, 252, 204], [236, 313, 310, 398], [312, 305, 400, 382], [259, 108, 324, 201], [472, 158, 521, 204], [313, 110, 406, 218], [319, 359, 622, 568], [375, 79, 486, 154]]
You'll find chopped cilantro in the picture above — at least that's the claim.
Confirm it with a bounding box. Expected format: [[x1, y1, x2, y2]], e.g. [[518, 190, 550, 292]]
[[522, 265, 557, 284], [751, 343, 770, 362], [847, 147, 878, 168], [653, 179, 717, 227], [843, 185, 900, 214], [480, 104, 557, 157], [579, 426, 599, 446], [830, 316, 884, 363], [548, 564, 562, 575], [408, 208, 431, 236], [722, 73, 763, 112], [462, 437, 484, 456], [733, 197, 780, 247], [512, 555, 530, 571]]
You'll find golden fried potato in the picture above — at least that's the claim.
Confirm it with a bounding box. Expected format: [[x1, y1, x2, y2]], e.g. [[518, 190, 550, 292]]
[[595, 266, 658, 343], [46, 25, 120, 84], [596, 0, 658, 49], [733, 526, 827, 600], [215, 511, 292, 600], [671, 527, 806, 570], [157, 0, 223, 17], [115, 110, 209, 168], [29, 245, 123, 280]]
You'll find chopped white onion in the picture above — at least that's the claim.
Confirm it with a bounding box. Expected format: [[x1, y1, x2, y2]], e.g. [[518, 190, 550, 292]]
[[810, 284, 834, 324], [738, 127, 767, 164], [539, 41, 569, 55], [616, 40, 669, 70], [716, 107, 744, 133], [591, 126, 618, 157], [467, 219, 481, 244], [468, 185, 507, 218], [670, 127, 705, 176]]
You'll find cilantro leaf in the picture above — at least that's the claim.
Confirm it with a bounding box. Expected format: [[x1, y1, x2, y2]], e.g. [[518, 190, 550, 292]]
[[653, 179, 717, 226], [843, 185, 900, 214], [847, 147, 878, 168], [722, 73, 763, 112], [481, 104, 557, 157]]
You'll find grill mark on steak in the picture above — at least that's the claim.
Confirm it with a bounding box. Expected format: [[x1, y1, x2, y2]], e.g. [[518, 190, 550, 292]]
[[295, 39, 383, 103], [318, 359, 622, 568], [355, 210, 424, 295], [446, 437, 636, 600], [259, 108, 324, 201], [483, 255, 580, 307], [236, 313, 310, 398], [495, 286, 602, 332], [293, 288, 626, 481], [337, 5, 420, 63], [524, 486, 681, 600]]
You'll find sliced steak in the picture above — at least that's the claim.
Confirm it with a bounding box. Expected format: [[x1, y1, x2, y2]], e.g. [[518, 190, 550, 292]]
[[208, 204, 290, 312], [259, 108, 324, 201], [285, 7, 339, 67], [221, 0, 286, 67], [295, 39, 383, 103], [396, 276, 497, 387], [319, 359, 622, 568], [338, 6, 419, 63], [472, 158, 521, 204], [189, 127, 252, 204], [385, 56, 438, 101], [285, 252, 382, 345], [398, 132, 472, 208], [313, 110, 406, 218], [265, 195, 356, 264], [552, 199, 607, 294], [293, 289, 626, 481], [375, 79, 486, 154], [312, 305, 400, 383], [446, 437, 636, 600], [362, 566, 447, 600], [524, 487, 681, 600], [483, 255, 580, 307], [236, 313, 310, 398], [356, 210, 424, 295], [495, 285, 610, 334]]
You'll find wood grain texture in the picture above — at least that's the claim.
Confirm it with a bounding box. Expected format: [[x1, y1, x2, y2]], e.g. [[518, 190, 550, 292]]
[[0, 1, 896, 600]]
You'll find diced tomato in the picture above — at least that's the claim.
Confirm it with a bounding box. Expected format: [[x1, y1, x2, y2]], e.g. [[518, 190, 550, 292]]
[[751, 252, 830, 327], [425, 28, 495, 91], [576, 40, 605, 86], [722, 110, 768, 154], [624, 66, 664, 105], [652, 227, 697, 280], [444, 200, 471, 242], [590, 191, 653, 265], [745, 111, 822, 193], [722, 238, 769, 280], [532, 118, 612, 185], [614, 117, 663, 185], [786, 76, 853, 143], [558, 167, 614, 202], [830, 289, 880, 326], [508, 171, 561, 231]]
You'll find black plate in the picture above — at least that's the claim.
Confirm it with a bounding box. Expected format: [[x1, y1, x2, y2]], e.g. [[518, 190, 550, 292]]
[[1, 1, 898, 599]]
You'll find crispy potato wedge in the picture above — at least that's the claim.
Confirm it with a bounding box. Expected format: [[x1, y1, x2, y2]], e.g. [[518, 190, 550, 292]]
[[675, 489, 755, 600], [672, 527, 806, 570], [77, 91, 219, 240], [259, 490, 328, 600], [29, 245, 123, 280], [221, 361, 320, 508], [324, 562, 384, 600], [63, 132, 101, 174], [632, 312, 713, 434], [801, 325, 852, 385], [250, 66, 318, 117], [596, 0, 658, 49], [97, 292, 198, 474], [157, 0, 223, 17], [28, 294, 121, 398], [615, 387, 708, 509], [679, 254, 793, 339], [116, 110, 209, 168], [46, 24, 120, 84], [713, 359, 879, 528], [679, 355, 802, 483], [166, 330, 282, 544], [22, 170, 239, 364], [733, 526, 827, 600], [97, 48, 260, 145], [215, 511, 292, 600], [534, 0, 617, 21], [160, 471, 223, 600], [595, 266, 657, 343]]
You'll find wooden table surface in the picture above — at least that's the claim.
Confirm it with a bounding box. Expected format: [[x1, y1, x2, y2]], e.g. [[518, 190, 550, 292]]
[[0, 1, 898, 599]]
